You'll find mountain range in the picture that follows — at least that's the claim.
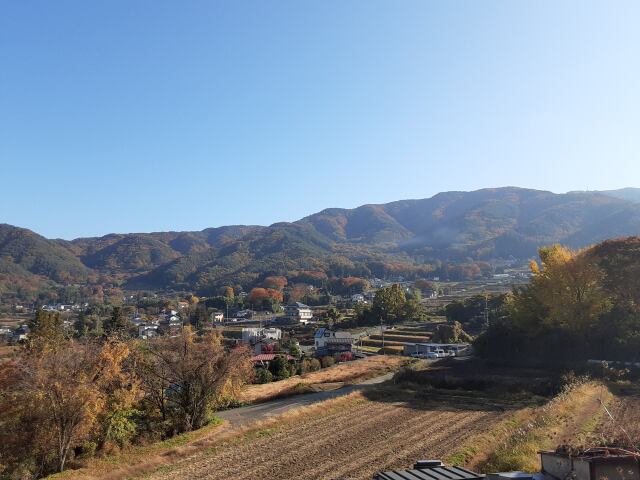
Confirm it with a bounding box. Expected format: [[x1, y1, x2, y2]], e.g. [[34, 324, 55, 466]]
[[2, 187, 640, 299]]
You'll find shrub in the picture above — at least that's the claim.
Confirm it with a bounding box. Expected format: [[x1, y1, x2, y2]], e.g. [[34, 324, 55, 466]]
[[301, 358, 321, 374], [335, 352, 354, 363], [255, 368, 273, 384], [320, 356, 335, 368], [269, 355, 292, 381]]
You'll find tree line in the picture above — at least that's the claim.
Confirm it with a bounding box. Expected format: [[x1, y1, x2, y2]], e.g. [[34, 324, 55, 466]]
[[476, 238, 640, 365], [0, 310, 251, 478]]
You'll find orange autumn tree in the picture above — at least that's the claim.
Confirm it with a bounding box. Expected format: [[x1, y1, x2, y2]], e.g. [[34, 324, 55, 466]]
[[262, 276, 288, 290], [247, 287, 283, 306]]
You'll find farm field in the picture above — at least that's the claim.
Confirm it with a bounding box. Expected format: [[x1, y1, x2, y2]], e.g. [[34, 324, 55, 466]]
[[241, 355, 408, 403], [54, 361, 626, 480], [146, 391, 510, 480]]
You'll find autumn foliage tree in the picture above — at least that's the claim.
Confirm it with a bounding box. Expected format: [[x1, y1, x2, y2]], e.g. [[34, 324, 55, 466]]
[[136, 328, 252, 434], [0, 339, 137, 474], [477, 239, 640, 364], [262, 276, 288, 290], [247, 287, 283, 311], [0, 314, 254, 478]]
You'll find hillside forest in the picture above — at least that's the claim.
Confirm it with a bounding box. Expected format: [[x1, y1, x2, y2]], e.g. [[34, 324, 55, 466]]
[[3, 187, 640, 304]]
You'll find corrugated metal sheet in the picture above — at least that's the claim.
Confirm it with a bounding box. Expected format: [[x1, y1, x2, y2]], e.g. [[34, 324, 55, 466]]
[[375, 465, 484, 480]]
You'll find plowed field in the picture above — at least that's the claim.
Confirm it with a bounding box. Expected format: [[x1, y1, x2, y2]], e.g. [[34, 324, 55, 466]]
[[149, 396, 506, 480]]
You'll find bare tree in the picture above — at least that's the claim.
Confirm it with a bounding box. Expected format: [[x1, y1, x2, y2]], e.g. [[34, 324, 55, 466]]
[[136, 327, 252, 433]]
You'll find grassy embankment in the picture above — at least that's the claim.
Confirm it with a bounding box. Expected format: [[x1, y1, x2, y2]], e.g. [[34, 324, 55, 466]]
[[446, 381, 613, 472], [241, 355, 408, 403]]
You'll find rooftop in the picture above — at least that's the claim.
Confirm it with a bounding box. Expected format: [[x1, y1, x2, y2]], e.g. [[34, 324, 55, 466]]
[[375, 464, 484, 480]]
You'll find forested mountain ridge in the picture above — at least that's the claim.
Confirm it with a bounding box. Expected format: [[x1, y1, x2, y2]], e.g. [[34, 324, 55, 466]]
[[2, 187, 640, 299]]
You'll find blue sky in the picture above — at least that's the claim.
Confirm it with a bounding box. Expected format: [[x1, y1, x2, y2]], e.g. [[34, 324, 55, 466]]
[[1, 1, 639, 239]]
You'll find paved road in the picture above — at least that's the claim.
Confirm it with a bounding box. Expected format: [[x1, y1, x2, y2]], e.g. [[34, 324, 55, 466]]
[[217, 372, 395, 427]]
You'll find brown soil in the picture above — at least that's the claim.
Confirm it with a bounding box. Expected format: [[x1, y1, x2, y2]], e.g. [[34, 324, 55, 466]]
[[146, 395, 506, 480]]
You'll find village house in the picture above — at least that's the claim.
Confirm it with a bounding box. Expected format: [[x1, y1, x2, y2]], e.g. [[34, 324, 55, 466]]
[[177, 300, 189, 309], [241, 327, 282, 344], [210, 311, 224, 323], [242, 327, 283, 354], [314, 328, 353, 357], [423, 287, 438, 299], [403, 342, 471, 357], [0, 326, 12, 342], [11, 325, 30, 343], [284, 302, 313, 324], [157, 310, 183, 335], [251, 353, 296, 368], [138, 324, 159, 339], [351, 293, 365, 303]]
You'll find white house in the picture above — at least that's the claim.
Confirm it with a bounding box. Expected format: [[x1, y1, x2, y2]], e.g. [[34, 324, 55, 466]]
[[241, 327, 282, 345], [210, 311, 224, 323], [138, 324, 159, 339], [284, 303, 313, 323], [314, 328, 353, 356]]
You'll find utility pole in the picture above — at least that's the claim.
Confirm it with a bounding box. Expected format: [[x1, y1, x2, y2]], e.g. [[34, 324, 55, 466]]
[[380, 316, 385, 354], [484, 292, 489, 329]]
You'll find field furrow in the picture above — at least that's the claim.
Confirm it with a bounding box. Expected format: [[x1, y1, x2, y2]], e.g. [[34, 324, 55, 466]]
[[149, 398, 505, 480]]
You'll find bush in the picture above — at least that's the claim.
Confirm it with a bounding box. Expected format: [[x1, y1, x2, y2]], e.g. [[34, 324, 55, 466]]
[[320, 356, 335, 368], [254, 368, 273, 384], [269, 355, 293, 381], [301, 358, 321, 374], [335, 352, 354, 363]]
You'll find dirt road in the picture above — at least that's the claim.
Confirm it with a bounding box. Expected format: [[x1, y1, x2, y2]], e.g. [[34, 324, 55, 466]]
[[221, 371, 395, 427]]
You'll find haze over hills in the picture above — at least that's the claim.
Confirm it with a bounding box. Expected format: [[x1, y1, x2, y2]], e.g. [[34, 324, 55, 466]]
[[2, 187, 640, 298]]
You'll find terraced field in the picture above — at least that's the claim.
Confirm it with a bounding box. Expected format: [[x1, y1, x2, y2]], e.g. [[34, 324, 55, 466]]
[[148, 395, 507, 480]]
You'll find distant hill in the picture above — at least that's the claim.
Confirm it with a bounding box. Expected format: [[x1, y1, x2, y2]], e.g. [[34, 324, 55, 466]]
[[2, 187, 640, 298], [597, 188, 640, 203]]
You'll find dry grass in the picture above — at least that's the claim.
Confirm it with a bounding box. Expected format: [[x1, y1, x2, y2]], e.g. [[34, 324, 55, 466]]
[[369, 333, 431, 343], [472, 382, 612, 473], [379, 346, 405, 355], [241, 355, 407, 403], [0, 345, 18, 363], [593, 390, 640, 447], [361, 338, 407, 347]]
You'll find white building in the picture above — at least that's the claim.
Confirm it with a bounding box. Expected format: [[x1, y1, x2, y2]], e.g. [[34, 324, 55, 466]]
[[138, 324, 159, 339], [210, 311, 224, 323], [241, 327, 282, 345], [284, 303, 313, 323], [314, 328, 353, 356], [351, 294, 366, 303]]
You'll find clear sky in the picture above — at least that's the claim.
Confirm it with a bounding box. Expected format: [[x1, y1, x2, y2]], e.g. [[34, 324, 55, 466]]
[[1, 1, 639, 239]]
